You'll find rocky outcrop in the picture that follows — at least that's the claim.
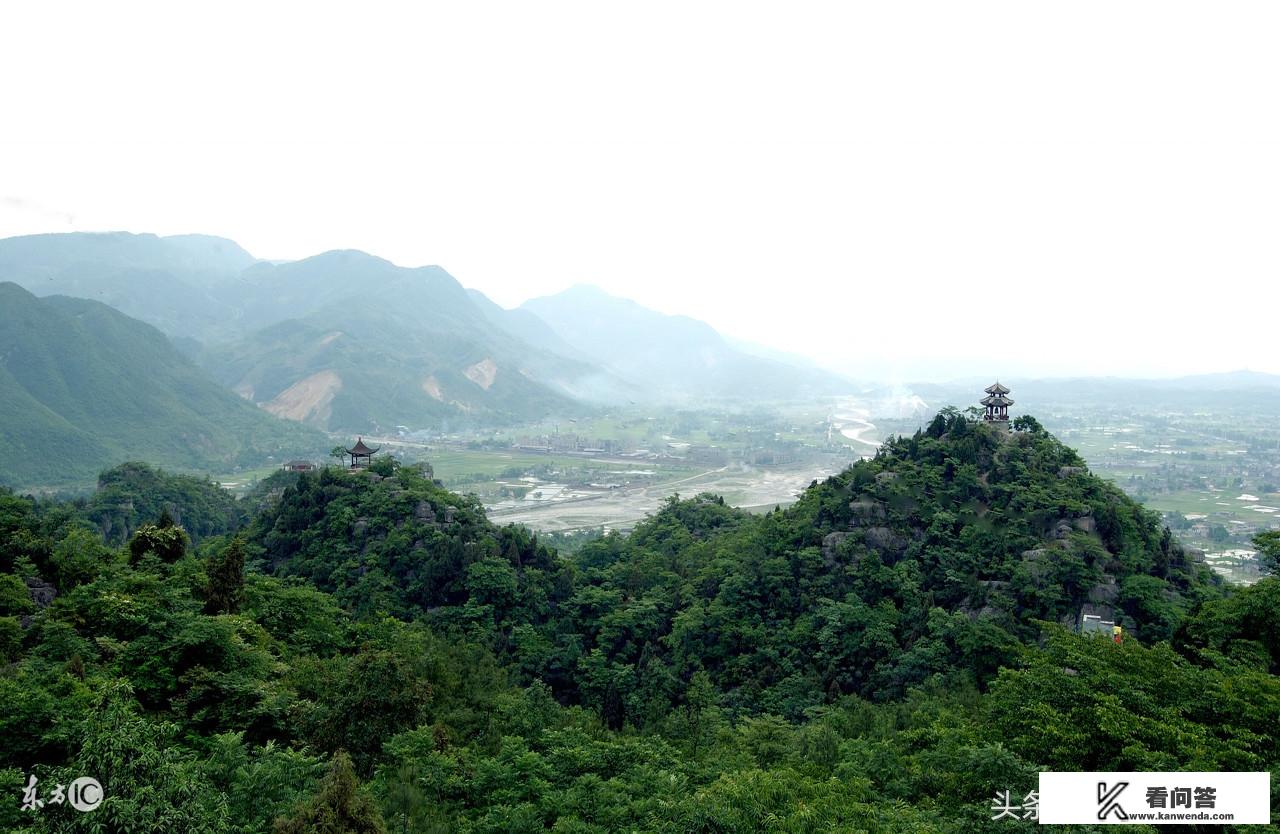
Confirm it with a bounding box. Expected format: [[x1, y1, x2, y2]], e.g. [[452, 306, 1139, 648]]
[[848, 499, 886, 525], [20, 578, 57, 629], [1087, 575, 1120, 605], [24, 577, 56, 608], [864, 526, 907, 555], [821, 532, 851, 563], [1049, 514, 1097, 539]]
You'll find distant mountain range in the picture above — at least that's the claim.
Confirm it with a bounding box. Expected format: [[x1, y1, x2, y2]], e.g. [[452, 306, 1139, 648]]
[[0, 282, 324, 488], [0, 232, 856, 436], [5, 231, 1280, 488], [520, 285, 852, 402], [194, 250, 602, 431]]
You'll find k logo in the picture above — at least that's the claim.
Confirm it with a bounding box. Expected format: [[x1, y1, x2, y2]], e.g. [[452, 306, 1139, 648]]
[[1097, 781, 1129, 820]]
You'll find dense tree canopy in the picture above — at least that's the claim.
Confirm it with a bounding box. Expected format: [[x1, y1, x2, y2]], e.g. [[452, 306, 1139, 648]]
[[1, 415, 1274, 831]]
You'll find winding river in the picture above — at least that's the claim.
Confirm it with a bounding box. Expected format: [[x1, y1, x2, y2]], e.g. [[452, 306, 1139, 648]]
[[830, 400, 880, 456]]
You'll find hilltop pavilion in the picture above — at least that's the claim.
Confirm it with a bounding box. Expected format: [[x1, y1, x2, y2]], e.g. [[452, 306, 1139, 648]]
[[981, 382, 1013, 424], [345, 437, 380, 469]]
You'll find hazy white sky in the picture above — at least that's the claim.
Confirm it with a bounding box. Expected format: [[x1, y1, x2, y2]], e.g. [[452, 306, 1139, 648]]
[[2, 1, 1278, 381]]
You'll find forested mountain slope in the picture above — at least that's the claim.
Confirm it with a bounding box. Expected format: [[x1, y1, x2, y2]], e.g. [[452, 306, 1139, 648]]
[[0, 283, 324, 488], [1, 235, 619, 429], [1, 414, 1275, 832], [3, 232, 858, 429], [140, 250, 604, 431]]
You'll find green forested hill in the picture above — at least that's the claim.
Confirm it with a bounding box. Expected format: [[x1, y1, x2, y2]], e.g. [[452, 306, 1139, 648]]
[[193, 251, 601, 431], [0, 283, 324, 488], [1, 417, 1275, 832], [80, 462, 250, 545], [251, 412, 1223, 720]]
